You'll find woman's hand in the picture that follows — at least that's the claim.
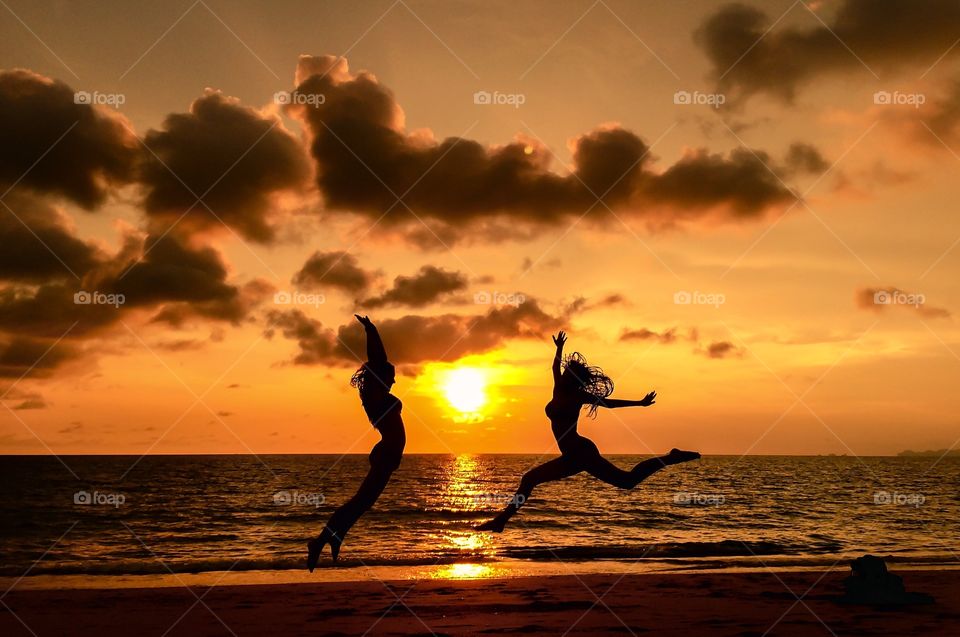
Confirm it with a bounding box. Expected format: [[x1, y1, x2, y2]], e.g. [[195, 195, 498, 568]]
[[355, 314, 374, 329], [638, 391, 657, 406], [552, 330, 567, 349]]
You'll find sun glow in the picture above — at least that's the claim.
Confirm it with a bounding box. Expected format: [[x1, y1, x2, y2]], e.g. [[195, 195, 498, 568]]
[[442, 367, 488, 414], [413, 356, 524, 423]]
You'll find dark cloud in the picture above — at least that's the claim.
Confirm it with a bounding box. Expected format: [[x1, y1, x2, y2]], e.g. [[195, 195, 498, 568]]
[[0, 229, 271, 383], [907, 80, 960, 146], [263, 309, 339, 365], [141, 90, 310, 242], [0, 70, 139, 207], [287, 55, 797, 238], [703, 341, 740, 359], [0, 192, 103, 282], [266, 299, 565, 366], [566, 293, 630, 315], [855, 286, 950, 319], [783, 143, 829, 176], [14, 397, 47, 410], [153, 338, 206, 352], [291, 250, 375, 293], [620, 327, 678, 343], [696, 1, 960, 103], [361, 265, 467, 308], [0, 336, 79, 378]]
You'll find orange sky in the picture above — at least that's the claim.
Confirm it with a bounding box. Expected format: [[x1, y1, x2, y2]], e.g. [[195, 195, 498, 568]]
[[1, 0, 958, 456]]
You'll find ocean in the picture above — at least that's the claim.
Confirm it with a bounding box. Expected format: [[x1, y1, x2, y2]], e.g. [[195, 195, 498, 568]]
[[1, 454, 957, 585]]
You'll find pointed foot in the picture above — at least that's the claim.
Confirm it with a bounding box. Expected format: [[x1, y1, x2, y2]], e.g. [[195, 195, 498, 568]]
[[307, 537, 324, 572], [666, 448, 701, 465], [475, 517, 507, 533]]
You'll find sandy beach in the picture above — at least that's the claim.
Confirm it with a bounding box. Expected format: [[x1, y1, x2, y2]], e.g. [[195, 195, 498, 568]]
[[2, 569, 957, 636]]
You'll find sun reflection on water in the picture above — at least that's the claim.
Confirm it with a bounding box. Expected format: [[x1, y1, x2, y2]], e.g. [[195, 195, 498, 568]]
[[427, 454, 500, 568]]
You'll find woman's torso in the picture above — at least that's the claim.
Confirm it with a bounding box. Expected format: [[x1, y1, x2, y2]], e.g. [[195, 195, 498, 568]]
[[368, 394, 405, 467], [546, 394, 588, 454]]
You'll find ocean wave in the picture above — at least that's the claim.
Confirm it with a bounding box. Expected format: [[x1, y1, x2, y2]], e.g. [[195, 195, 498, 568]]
[[502, 539, 829, 561]]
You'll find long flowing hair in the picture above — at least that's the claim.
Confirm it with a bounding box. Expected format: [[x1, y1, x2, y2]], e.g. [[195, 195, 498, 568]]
[[563, 352, 614, 418], [350, 362, 396, 427]]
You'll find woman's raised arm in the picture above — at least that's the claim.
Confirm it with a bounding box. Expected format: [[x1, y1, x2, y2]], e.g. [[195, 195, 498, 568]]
[[355, 314, 388, 365], [552, 331, 566, 387]]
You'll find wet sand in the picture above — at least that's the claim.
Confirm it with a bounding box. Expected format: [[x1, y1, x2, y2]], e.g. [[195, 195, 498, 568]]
[[2, 569, 957, 636]]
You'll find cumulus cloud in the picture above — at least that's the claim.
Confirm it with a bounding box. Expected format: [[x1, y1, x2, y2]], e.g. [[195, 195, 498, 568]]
[[360, 265, 467, 308], [0, 335, 80, 378], [286, 55, 798, 239], [696, 0, 960, 103], [0, 70, 139, 207], [0, 192, 104, 282], [291, 250, 375, 293], [141, 90, 310, 242], [0, 226, 272, 379], [266, 299, 565, 366]]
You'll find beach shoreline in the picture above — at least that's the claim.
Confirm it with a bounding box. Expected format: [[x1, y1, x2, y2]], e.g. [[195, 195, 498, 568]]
[[3, 569, 958, 636]]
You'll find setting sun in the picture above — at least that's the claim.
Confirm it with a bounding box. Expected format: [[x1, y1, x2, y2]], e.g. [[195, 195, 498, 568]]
[[442, 368, 488, 414]]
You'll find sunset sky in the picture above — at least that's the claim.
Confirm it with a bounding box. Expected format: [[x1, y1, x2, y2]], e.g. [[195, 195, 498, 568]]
[[1, 0, 958, 456]]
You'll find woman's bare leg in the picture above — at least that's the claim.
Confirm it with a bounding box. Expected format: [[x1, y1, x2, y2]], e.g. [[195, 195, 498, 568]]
[[476, 456, 581, 532], [308, 459, 397, 569], [585, 449, 700, 489]]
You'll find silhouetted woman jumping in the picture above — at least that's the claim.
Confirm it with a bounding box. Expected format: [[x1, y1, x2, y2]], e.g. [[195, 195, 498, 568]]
[[307, 315, 405, 569], [477, 331, 700, 532]]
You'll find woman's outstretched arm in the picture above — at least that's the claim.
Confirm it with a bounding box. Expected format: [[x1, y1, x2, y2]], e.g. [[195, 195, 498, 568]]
[[355, 314, 388, 365], [552, 331, 566, 387], [593, 391, 656, 409]]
